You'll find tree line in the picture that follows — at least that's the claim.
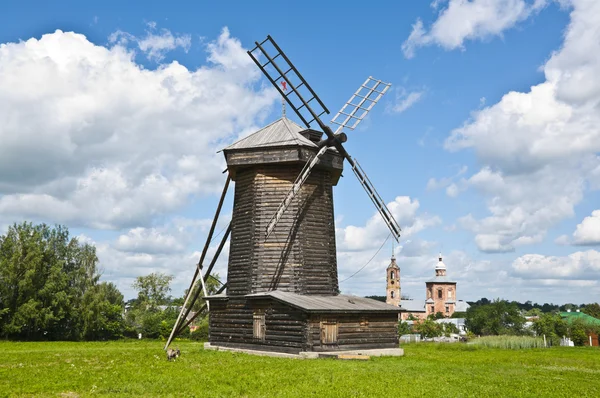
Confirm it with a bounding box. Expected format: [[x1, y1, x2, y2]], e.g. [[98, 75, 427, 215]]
[[0, 222, 217, 341]]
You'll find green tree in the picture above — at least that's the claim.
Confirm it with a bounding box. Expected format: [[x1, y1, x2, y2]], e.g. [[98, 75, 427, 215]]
[[132, 272, 174, 311], [442, 322, 459, 336], [415, 319, 442, 338], [465, 299, 526, 336], [398, 321, 411, 336], [532, 313, 567, 346], [428, 311, 444, 320], [582, 303, 600, 319], [0, 222, 102, 340], [526, 308, 543, 317], [570, 320, 588, 346], [81, 282, 124, 340]]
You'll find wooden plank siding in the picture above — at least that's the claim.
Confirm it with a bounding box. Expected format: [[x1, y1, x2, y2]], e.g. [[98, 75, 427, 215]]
[[208, 298, 309, 354], [226, 164, 339, 297], [308, 314, 399, 351], [209, 298, 399, 353]]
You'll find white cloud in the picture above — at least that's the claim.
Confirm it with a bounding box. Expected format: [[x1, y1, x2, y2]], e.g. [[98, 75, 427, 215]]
[[336, 196, 441, 251], [335, 196, 441, 295], [426, 165, 467, 194], [0, 28, 277, 229], [115, 227, 185, 254], [512, 250, 600, 279], [572, 210, 600, 245], [402, 0, 549, 58], [389, 87, 424, 113], [93, 218, 230, 299], [442, 0, 600, 252], [109, 22, 191, 62]]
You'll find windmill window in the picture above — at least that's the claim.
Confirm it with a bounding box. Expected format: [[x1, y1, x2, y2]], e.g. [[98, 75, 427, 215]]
[[438, 290, 443, 299], [321, 320, 338, 344], [253, 311, 266, 341]]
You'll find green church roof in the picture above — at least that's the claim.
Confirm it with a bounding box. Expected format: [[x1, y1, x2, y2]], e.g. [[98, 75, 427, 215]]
[[560, 311, 600, 325]]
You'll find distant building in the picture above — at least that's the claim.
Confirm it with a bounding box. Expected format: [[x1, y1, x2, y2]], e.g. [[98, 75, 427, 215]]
[[386, 253, 470, 320], [386, 255, 401, 307], [560, 310, 600, 346]]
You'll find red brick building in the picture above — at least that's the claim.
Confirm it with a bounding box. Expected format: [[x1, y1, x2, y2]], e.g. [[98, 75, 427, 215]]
[[386, 253, 469, 320]]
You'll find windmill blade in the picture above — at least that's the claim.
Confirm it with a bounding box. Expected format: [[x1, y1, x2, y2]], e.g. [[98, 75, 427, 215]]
[[265, 146, 329, 238], [331, 76, 391, 134], [349, 158, 402, 242], [247, 35, 330, 130]]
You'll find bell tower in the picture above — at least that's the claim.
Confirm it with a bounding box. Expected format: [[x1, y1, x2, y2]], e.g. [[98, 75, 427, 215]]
[[386, 254, 400, 306]]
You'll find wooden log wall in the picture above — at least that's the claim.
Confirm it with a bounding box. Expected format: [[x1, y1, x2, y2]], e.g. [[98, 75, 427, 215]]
[[226, 164, 339, 297], [307, 313, 399, 352], [208, 297, 309, 354]]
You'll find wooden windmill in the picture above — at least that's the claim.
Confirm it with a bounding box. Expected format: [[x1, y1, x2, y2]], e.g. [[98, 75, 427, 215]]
[[166, 36, 402, 355]]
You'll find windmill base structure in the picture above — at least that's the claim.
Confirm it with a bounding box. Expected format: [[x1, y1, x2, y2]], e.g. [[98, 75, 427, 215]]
[[203, 118, 402, 356]]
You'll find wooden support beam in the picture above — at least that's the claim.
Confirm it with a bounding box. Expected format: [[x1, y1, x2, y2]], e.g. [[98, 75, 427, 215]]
[[164, 175, 230, 350]]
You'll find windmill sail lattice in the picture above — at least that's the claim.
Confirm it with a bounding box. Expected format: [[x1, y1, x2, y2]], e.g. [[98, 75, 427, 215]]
[[331, 76, 391, 134], [250, 36, 401, 242], [248, 35, 330, 130]]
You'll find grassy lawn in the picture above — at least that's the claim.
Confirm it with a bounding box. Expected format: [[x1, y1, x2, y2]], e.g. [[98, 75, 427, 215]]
[[1, 340, 599, 397]]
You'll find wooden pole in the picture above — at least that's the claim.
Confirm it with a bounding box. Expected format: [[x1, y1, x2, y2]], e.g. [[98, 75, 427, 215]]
[[164, 175, 230, 350], [177, 283, 227, 333], [175, 225, 231, 335], [543, 334, 546, 348]]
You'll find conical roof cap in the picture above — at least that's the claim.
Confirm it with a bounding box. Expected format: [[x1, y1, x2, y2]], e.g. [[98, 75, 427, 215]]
[[223, 117, 316, 151]]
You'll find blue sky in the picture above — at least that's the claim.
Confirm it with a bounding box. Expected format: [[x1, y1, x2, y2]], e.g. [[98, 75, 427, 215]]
[[1, 0, 599, 304]]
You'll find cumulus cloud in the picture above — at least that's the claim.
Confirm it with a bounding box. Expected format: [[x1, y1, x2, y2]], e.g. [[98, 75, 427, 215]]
[[402, 0, 549, 58], [512, 250, 600, 279], [0, 28, 277, 229], [335, 196, 441, 295], [336, 196, 441, 251], [572, 210, 600, 245], [94, 217, 230, 299], [109, 22, 191, 62], [443, 0, 600, 252]]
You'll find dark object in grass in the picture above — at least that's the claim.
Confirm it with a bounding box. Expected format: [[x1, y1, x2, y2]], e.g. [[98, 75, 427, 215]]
[[166, 348, 180, 361]]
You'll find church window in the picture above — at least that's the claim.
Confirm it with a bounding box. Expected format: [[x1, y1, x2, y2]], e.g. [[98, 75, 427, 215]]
[[448, 289, 453, 299], [391, 271, 395, 280], [390, 291, 395, 299], [430, 306, 434, 313], [437, 289, 443, 299], [445, 306, 449, 313]]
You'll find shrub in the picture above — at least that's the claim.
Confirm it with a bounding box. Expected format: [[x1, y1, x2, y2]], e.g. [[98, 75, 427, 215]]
[[190, 318, 209, 341], [398, 321, 411, 336]]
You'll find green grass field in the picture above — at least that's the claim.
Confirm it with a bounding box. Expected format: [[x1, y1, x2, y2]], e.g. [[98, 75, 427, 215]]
[[1, 340, 599, 397]]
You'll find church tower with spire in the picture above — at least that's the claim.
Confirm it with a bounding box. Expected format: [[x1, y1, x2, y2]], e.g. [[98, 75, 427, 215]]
[[386, 254, 400, 307]]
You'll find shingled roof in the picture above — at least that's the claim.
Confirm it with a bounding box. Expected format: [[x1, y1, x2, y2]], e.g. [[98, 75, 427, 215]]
[[224, 117, 316, 151], [246, 290, 401, 313]]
